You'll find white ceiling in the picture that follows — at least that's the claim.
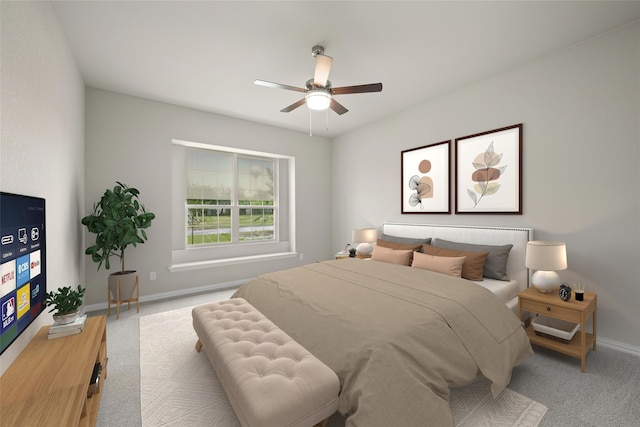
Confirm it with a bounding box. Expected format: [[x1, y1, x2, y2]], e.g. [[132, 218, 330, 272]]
[[50, 1, 640, 137]]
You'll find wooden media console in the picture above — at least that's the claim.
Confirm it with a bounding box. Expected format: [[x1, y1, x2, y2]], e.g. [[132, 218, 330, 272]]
[[1, 315, 107, 426]]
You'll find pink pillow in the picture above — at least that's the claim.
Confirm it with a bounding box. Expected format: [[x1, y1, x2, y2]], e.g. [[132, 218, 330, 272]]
[[371, 245, 413, 266], [421, 244, 488, 281], [411, 251, 466, 278]]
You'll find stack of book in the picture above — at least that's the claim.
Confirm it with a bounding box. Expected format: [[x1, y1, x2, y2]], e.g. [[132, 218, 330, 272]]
[[48, 315, 87, 339]]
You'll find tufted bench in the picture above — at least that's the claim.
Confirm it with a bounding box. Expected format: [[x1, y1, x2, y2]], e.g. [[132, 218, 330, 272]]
[[192, 298, 340, 427]]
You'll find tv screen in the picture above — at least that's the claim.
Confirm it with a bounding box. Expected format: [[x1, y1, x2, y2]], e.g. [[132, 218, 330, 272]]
[[0, 192, 47, 354]]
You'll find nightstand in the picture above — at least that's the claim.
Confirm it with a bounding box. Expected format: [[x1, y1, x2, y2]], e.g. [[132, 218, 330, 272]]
[[335, 253, 372, 260], [518, 286, 597, 373]]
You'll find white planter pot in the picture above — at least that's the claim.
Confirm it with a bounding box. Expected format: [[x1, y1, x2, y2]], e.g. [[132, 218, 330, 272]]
[[108, 271, 138, 300], [53, 310, 80, 325]]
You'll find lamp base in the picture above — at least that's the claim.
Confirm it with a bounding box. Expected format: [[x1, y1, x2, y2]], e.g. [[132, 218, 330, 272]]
[[356, 242, 373, 255], [531, 270, 561, 293]]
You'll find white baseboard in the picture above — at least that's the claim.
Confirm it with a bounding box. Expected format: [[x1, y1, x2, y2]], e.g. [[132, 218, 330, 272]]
[[598, 337, 640, 358], [83, 279, 249, 313]]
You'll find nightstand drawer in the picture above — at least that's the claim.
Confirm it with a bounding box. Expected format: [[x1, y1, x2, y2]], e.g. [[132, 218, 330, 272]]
[[520, 298, 581, 323]]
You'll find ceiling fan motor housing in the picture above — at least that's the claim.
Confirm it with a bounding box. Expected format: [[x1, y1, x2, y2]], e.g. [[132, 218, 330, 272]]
[[305, 79, 332, 91]]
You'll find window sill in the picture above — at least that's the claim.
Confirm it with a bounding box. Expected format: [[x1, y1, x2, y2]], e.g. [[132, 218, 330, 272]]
[[168, 251, 298, 272]]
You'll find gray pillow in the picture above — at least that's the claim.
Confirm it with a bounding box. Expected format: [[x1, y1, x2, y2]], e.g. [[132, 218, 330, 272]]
[[380, 233, 431, 246], [432, 238, 513, 281]]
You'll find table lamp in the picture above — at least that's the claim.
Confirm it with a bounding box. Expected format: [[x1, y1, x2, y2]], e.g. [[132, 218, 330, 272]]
[[352, 228, 377, 255], [525, 241, 567, 293]]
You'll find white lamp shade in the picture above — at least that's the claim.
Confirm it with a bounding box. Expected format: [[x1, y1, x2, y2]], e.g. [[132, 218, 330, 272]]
[[525, 241, 567, 293], [305, 91, 331, 110], [352, 228, 377, 255], [525, 241, 567, 270]]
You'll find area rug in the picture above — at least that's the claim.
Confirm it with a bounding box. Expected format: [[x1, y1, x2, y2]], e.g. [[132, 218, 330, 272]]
[[140, 306, 547, 427]]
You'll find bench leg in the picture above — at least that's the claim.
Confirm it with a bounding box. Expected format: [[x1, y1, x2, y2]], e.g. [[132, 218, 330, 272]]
[[195, 339, 203, 353], [314, 418, 329, 427]]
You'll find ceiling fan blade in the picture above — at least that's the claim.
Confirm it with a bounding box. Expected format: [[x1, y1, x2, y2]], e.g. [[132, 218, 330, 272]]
[[331, 83, 383, 95], [330, 98, 348, 115], [254, 79, 307, 93], [313, 54, 333, 87], [280, 98, 306, 113]]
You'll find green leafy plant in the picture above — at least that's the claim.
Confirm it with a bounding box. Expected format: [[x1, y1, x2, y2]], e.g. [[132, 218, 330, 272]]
[[81, 182, 156, 272], [45, 285, 86, 315]]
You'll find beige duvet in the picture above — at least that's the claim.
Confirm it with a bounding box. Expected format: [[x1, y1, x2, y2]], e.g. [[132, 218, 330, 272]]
[[233, 259, 533, 427]]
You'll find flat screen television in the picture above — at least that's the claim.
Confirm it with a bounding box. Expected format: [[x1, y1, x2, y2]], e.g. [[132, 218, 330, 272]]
[[0, 192, 47, 354]]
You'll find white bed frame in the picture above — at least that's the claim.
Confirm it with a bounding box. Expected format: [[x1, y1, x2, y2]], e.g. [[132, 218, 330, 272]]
[[381, 223, 533, 312]]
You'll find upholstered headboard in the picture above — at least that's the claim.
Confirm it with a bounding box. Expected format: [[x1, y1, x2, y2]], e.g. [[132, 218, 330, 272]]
[[381, 223, 533, 291]]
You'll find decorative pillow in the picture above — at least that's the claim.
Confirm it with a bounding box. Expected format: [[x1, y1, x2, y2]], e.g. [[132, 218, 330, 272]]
[[411, 252, 466, 278], [421, 244, 489, 281], [371, 245, 413, 266], [380, 233, 432, 246], [376, 238, 423, 252], [432, 238, 513, 281]]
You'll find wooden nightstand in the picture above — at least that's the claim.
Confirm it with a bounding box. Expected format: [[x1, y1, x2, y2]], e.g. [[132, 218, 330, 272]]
[[335, 253, 372, 260], [518, 286, 597, 373]]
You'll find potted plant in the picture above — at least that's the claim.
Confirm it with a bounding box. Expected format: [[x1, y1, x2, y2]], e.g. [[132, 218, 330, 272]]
[[46, 285, 86, 325], [81, 182, 155, 306]]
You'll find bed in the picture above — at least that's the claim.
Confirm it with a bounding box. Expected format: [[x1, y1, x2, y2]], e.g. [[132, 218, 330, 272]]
[[381, 222, 532, 314], [233, 223, 533, 427]]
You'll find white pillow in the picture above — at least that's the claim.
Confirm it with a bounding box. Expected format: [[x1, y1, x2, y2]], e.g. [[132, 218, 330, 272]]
[[411, 251, 466, 278]]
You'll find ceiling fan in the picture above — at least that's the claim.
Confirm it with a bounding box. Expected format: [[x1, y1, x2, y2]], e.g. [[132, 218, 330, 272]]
[[254, 45, 383, 115]]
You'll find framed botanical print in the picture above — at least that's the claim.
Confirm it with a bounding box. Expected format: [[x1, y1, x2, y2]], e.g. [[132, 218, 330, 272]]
[[455, 124, 522, 214], [401, 140, 451, 214]]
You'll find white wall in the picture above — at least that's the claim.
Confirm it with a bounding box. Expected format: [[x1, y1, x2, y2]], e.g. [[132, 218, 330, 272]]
[[83, 88, 332, 307], [0, 1, 85, 375], [332, 24, 640, 350]]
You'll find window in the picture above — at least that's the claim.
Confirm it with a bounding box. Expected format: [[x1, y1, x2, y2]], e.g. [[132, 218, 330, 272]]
[[171, 140, 295, 271], [186, 149, 276, 246]]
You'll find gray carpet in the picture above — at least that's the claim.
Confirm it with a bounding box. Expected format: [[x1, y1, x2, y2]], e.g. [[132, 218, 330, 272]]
[[95, 288, 640, 427], [507, 344, 640, 426]]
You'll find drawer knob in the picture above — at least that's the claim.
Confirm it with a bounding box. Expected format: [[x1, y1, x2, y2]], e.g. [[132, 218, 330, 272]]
[[546, 306, 551, 312]]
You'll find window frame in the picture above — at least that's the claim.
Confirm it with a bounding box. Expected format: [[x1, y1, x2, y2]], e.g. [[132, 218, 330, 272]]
[[170, 139, 296, 271], [185, 150, 278, 247]]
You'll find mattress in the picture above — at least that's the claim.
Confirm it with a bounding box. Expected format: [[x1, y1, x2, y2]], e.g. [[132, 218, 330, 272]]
[[472, 278, 519, 304]]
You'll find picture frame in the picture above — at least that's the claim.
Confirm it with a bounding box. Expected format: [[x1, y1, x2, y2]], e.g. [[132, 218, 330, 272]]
[[455, 124, 522, 214], [401, 140, 451, 214]]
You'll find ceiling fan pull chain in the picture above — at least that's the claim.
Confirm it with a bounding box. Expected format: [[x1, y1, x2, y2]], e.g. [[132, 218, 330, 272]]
[[325, 109, 329, 132]]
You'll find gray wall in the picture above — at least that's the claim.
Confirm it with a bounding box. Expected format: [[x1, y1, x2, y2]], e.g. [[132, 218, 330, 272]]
[[0, 1, 85, 375], [3, 1, 637, 375], [332, 24, 640, 350], [83, 89, 332, 307]]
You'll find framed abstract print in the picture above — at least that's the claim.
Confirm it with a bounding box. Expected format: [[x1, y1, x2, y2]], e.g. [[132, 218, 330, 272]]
[[455, 124, 522, 214], [401, 140, 451, 214]]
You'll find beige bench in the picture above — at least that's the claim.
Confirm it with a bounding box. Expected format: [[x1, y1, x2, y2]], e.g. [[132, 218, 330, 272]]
[[192, 298, 340, 427]]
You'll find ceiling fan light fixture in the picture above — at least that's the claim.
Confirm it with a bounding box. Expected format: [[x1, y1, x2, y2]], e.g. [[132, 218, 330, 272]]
[[255, 45, 382, 118], [305, 91, 331, 111]]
